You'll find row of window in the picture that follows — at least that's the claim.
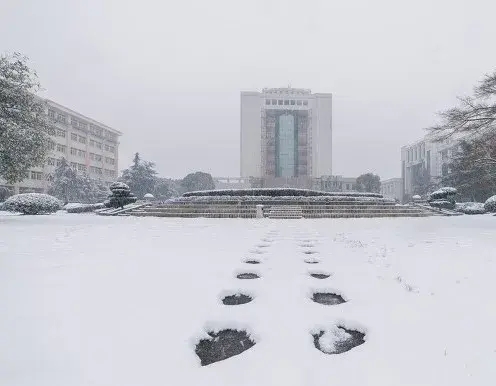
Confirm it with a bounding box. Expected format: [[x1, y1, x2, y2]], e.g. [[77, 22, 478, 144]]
[[48, 109, 117, 142], [70, 162, 87, 172], [51, 131, 116, 154], [70, 147, 86, 158], [406, 143, 426, 163], [265, 99, 309, 106], [90, 152, 102, 162]]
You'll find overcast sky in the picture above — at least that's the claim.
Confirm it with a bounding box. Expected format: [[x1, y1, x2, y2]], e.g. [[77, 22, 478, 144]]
[[2, 0, 496, 180]]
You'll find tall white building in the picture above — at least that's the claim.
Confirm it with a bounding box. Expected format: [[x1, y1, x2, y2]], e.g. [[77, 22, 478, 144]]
[[0, 99, 122, 194], [240, 87, 332, 187]]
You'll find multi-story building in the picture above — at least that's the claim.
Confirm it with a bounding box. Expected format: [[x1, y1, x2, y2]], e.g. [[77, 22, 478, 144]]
[[380, 178, 403, 202], [0, 99, 122, 194], [401, 133, 462, 200], [240, 87, 332, 188]]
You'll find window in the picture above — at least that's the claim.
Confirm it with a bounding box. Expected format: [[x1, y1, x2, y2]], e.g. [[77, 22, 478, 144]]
[[278, 100, 283, 105], [56, 129, 66, 138], [90, 140, 95, 147], [290, 100, 295, 105], [47, 158, 56, 166], [48, 109, 56, 119], [77, 149, 86, 158], [78, 164, 86, 172], [72, 118, 78, 127], [296, 100, 302, 106], [303, 100, 308, 106], [57, 114, 67, 123], [56, 159, 62, 166], [48, 141, 56, 150], [71, 162, 77, 171], [71, 133, 78, 141], [78, 136, 87, 144], [271, 99, 277, 105], [105, 157, 115, 165], [31, 171, 43, 180], [57, 144, 66, 153], [265, 99, 270, 105], [284, 100, 289, 105], [70, 147, 78, 156], [95, 142, 102, 149]]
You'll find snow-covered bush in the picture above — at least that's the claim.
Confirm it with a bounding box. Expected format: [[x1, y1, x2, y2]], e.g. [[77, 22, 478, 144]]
[[412, 195, 422, 202], [3, 193, 62, 215], [143, 193, 154, 200], [484, 195, 496, 213], [429, 187, 457, 200], [429, 187, 457, 210], [105, 182, 137, 209], [429, 199, 456, 210], [455, 202, 486, 215], [65, 203, 105, 213]]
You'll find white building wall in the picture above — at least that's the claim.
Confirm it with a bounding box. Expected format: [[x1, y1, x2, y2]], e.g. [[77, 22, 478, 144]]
[[313, 93, 333, 177], [240, 92, 262, 178]]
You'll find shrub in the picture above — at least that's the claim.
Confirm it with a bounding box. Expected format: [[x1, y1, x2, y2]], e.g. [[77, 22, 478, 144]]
[[105, 182, 137, 209], [3, 193, 62, 214], [484, 195, 496, 213], [429, 187, 457, 201], [456, 202, 486, 215], [66, 203, 105, 213], [429, 199, 456, 210]]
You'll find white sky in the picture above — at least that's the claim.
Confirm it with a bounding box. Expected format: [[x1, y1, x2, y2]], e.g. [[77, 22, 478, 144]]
[[2, 0, 496, 179]]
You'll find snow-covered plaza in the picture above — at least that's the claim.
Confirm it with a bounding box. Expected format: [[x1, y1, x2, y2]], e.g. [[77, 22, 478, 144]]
[[1, 214, 495, 386]]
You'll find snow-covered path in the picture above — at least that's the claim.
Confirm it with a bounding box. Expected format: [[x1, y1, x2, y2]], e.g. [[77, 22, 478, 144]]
[[1, 214, 495, 386]]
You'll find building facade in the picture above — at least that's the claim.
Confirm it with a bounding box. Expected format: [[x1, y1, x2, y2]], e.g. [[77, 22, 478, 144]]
[[380, 178, 403, 202], [401, 134, 461, 200], [0, 99, 122, 194], [240, 88, 332, 188]]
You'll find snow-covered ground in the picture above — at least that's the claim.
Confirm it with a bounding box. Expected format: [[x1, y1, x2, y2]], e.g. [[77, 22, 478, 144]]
[[1, 214, 495, 386]]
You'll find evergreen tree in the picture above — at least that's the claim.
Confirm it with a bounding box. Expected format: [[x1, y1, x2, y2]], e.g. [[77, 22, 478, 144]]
[[356, 173, 381, 193], [180, 171, 215, 193], [0, 53, 52, 183], [442, 134, 496, 202], [120, 153, 157, 198], [48, 158, 79, 205], [76, 174, 109, 203], [153, 178, 178, 199]]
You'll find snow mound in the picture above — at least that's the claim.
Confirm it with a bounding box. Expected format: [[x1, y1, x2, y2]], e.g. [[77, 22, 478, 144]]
[[484, 195, 496, 213], [3, 193, 62, 215], [109, 181, 130, 190], [456, 202, 486, 215], [143, 193, 154, 199]]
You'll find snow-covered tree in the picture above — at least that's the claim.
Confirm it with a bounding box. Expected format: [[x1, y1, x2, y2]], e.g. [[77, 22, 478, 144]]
[[0, 186, 11, 202], [120, 153, 157, 198], [356, 173, 380, 193], [429, 70, 496, 146], [442, 134, 496, 202], [0, 53, 52, 183], [180, 171, 215, 193], [47, 157, 79, 205], [77, 174, 109, 203], [153, 178, 178, 199]]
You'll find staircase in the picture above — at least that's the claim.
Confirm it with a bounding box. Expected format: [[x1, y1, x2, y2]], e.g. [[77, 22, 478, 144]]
[[267, 205, 303, 219], [125, 200, 438, 219]]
